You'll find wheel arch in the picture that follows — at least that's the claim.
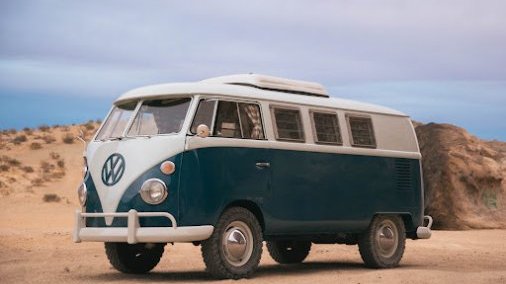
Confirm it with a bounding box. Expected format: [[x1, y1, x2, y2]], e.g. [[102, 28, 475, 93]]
[[223, 200, 265, 232], [371, 212, 415, 233]]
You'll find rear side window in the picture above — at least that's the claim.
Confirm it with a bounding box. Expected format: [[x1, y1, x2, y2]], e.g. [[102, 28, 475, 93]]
[[347, 115, 376, 148], [311, 111, 342, 145], [272, 107, 305, 142]]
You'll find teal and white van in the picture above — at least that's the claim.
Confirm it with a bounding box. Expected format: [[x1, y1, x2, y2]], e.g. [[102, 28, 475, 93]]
[[73, 74, 432, 279]]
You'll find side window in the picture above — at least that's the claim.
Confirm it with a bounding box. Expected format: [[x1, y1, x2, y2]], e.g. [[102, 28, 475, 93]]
[[203, 100, 265, 139], [272, 107, 305, 142], [191, 100, 216, 133], [347, 115, 376, 148], [238, 103, 265, 139], [311, 111, 342, 145], [214, 101, 241, 138]]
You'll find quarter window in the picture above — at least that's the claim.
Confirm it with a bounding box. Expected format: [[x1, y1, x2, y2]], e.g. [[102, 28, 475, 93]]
[[347, 115, 376, 148], [190, 100, 216, 134], [273, 107, 305, 142], [311, 112, 342, 145]]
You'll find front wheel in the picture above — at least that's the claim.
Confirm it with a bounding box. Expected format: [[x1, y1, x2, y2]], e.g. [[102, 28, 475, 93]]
[[201, 207, 263, 279], [105, 242, 165, 274], [358, 215, 406, 268]]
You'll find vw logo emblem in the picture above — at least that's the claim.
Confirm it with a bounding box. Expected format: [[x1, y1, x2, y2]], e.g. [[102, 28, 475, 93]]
[[101, 153, 125, 186]]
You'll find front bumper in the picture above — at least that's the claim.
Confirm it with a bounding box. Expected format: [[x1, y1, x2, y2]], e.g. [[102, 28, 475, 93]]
[[73, 209, 214, 244]]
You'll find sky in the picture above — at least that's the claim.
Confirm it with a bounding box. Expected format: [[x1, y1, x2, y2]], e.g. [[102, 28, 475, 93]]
[[0, 1, 505, 140]]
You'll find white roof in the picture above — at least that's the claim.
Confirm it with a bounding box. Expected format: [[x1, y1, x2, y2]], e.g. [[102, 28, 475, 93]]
[[115, 74, 407, 117]]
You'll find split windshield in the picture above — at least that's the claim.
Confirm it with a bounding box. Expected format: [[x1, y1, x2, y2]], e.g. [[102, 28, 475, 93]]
[[96, 97, 191, 140]]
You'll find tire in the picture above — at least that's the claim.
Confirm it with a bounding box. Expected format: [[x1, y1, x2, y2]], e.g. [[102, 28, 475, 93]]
[[358, 215, 406, 268], [201, 207, 263, 279], [105, 242, 165, 274], [267, 240, 311, 264]]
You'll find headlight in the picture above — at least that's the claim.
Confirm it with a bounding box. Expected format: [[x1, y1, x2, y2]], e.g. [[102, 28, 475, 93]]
[[140, 178, 168, 205], [77, 183, 87, 206]]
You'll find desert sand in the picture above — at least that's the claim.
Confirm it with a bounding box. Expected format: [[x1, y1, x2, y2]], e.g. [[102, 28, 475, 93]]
[[1, 124, 505, 283]]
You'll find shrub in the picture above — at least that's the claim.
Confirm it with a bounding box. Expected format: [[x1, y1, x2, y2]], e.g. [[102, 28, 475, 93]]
[[30, 142, 42, 150], [0, 164, 9, 172], [50, 152, 60, 160], [57, 159, 65, 169], [23, 128, 33, 135], [5, 157, 21, 167], [31, 178, 44, 186], [43, 193, 61, 202], [95, 119, 102, 124], [7, 129, 17, 135], [39, 124, 50, 132], [12, 135, 27, 144], [22, 166, 34, 173], [62, 133, 74, 144], [84, 122, 95, 130], [40, 161, 54, 175], [42, 135, 56, 144]]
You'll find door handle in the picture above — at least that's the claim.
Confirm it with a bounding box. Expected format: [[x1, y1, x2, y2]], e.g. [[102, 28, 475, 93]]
[[255, 162, 270, 169]]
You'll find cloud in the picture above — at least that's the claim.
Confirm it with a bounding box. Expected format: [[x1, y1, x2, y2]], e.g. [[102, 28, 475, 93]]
[[0, 1, 505, 139]]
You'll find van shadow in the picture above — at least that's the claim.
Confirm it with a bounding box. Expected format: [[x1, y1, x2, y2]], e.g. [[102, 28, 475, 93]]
[[82, 261, 389, 283]]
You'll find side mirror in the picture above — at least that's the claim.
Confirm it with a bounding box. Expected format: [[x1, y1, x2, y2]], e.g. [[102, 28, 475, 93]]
[[196, 124, 210, 138]]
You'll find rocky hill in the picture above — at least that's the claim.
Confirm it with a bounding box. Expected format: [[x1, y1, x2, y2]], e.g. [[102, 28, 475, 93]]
[[415, 123, 506, 229]]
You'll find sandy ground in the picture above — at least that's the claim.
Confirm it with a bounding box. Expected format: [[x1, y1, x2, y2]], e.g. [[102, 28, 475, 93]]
[[1, 127, 506, 283]]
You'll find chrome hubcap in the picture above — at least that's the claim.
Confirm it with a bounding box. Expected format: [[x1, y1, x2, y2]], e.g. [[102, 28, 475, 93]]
[[375, 220, 398, 258], [222, 221, 253, 267]]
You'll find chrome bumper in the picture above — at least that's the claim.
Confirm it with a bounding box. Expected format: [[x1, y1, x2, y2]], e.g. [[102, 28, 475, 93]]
[[73, 209, 214, 244], [416, 215, 433, 239]]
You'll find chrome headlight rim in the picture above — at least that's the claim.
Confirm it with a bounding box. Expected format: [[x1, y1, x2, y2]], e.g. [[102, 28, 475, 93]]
[[140, 178, 168, 205], [77, 183, 87, 206]]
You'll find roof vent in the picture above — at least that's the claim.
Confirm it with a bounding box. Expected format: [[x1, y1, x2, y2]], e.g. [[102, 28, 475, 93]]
[[201, 74, 329, 98]]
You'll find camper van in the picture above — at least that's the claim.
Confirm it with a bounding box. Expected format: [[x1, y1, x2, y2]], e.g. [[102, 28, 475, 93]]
[[73, 74, 432, 279]]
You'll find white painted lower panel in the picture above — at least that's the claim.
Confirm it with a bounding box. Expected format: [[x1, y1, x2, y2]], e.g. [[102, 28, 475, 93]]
[[77, 226, 214, 243]]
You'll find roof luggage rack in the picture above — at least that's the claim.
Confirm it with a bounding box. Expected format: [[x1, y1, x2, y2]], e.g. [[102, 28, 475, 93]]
[[201, 74, 329, 98]]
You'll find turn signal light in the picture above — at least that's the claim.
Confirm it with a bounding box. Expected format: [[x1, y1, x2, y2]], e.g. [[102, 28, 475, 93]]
[[160, 161, 175, 175]]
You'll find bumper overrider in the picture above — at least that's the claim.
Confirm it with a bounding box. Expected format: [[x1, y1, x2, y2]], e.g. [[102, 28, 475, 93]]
[[416, 215, 433, 239], [73, 209, 214, 244]]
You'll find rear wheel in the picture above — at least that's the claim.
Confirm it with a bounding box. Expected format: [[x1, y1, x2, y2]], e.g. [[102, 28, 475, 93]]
[[105, 242, 165, 274], [358, 215, 406, 268], [267, 240, 311, 264], [201, 207, 263, 279]]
